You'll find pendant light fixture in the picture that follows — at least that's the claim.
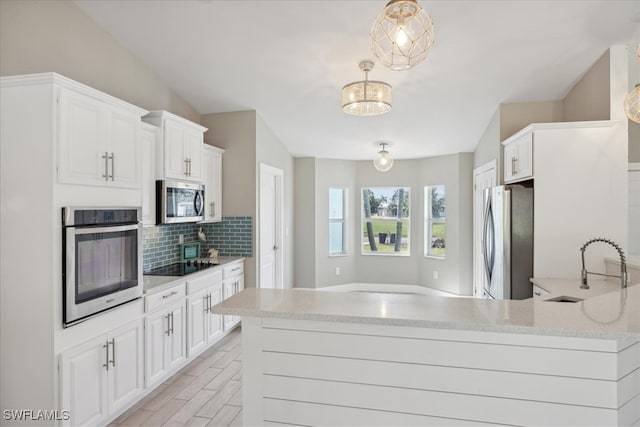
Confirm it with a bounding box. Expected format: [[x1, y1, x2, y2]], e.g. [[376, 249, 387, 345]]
[[342, 60, 392, 116], [624, 44, 640, 124], [370, 0, 435, 71], [374, 142, 394, 172]]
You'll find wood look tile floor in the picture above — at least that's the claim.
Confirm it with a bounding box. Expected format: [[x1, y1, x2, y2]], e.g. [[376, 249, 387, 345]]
[[109, 328, 243, 427]]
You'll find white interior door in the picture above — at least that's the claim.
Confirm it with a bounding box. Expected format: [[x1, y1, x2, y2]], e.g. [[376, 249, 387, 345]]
[[473, 161, 497, 298], [259, 164, 283, 289]]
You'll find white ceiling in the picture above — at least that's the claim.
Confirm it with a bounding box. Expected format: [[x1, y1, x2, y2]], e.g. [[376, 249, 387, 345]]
[[75, 0, 639, 160]]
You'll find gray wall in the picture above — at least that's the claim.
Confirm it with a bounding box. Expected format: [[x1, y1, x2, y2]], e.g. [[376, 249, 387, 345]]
[[473, 108, 501, 176], [201, 111, 258, 288], [294, 158, 317, 288], [417, 153, 474, 295], [0, 0, 200, 123], [315, 159, 358, 286], [500, 101, 564, 141], [256, 114, 295, 289], [563, 50, 610, 122]]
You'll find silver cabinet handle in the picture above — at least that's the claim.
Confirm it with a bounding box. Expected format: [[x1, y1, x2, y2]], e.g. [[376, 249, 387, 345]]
[[109, 153, 115, 181], [103, 342, 109, 371], [273, 245, 279, 251], [165, 314, 171, 336], [110, 338, 116, 367], [185, 158, 189, 176], [102, 152, 109, 181], [511, 157, 516, 176], [169, 311, 174, 335], [231, 267, 240, 272], [162, 291, 178, 299], [204, 294, 210, 313], [210, 202, 215, 218], [534, 291, 541, 296]]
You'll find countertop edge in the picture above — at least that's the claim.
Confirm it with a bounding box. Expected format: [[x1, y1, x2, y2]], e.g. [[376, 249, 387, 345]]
[[212, 305, 640, 343]]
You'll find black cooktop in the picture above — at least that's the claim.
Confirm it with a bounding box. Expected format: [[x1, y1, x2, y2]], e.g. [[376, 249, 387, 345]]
[[145, 260, 219, 276]]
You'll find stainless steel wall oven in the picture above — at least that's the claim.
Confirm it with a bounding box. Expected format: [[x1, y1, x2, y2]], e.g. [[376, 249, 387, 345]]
[[62, 207, 143, 327]]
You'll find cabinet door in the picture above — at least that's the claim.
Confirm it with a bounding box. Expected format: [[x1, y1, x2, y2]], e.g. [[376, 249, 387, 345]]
[[504, 143, 518, 182], [504, 133, 533, 183], [107, 320, 144, 415], [140, 126, 157, 226], [58, 88, 107, 186], [203, 147, 223, 222], [107, 109, 140, 188], [206, 283, 224, 342], [167, 303, 187, 371], [60, 335, 108, 427], [187, 289, 208, 357], [223, 277, 243, 331], [145, 309, 169, 388], [185, 128, 204, 181], [515, 134, 533, 179], [163, 119, 187, 179]]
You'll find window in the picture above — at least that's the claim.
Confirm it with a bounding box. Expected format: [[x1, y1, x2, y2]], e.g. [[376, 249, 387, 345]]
[[361, 187, 410, 255], [329, 188, 347, 255], [425, 185, 446, 258]]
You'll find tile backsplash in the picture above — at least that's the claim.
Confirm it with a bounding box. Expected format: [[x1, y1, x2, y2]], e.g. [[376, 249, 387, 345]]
[[143, 216, 253, 271]]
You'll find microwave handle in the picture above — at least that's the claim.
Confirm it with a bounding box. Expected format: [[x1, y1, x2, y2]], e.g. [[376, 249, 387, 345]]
[[194, 191, 204, 216]]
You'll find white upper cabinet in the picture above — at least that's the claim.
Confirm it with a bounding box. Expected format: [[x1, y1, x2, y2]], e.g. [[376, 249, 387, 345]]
[[202, 145, 224, 222], [57, 86, 144, 189], [140, 123, 158, 226], [142, 111, 207, 182], [503, 132, 533, 183]]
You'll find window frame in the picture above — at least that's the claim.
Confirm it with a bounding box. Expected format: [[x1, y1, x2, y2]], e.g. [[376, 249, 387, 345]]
[[361, 186, 411, 257], [424, 185, 446, 259], [328, 187, 348, 256]]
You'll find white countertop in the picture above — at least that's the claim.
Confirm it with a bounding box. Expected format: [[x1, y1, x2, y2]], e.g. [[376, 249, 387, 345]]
[[212, 283, 640, 342], [143, 256, 243, 295]]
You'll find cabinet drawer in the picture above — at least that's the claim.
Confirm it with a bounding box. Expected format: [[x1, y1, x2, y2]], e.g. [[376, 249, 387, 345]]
[[532, 284, 550, 299], [145, 283, 186, 312], [223, 262, 243, 279], [187, 269, 223, 294]]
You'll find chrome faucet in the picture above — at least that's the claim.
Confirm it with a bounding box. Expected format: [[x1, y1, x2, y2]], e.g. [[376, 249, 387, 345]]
[[580, 238, 627, 289]]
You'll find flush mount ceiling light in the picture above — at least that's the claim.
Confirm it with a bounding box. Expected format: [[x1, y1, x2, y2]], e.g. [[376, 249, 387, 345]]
[[374, 142, 394, 172], [370, 0, 435, 71], [624, 44, 640, 124], [341, 60, 392, 116]]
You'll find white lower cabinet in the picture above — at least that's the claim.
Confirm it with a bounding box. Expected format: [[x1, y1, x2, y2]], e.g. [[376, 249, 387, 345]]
[[223, 263, 245, 331], [60, 319, 144, 427], [145, 300, 186, 388], [187, 283, 224, 357]]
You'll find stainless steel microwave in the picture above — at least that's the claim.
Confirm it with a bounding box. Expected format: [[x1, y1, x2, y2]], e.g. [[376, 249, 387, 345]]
[[156, 180, 205, 224]]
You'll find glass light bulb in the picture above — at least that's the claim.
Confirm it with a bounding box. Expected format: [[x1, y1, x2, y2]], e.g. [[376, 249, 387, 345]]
[[395, 27, 409, 47]]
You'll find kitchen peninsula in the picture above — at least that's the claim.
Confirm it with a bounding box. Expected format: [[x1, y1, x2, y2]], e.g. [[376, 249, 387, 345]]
[[213, 285, 640, 426]]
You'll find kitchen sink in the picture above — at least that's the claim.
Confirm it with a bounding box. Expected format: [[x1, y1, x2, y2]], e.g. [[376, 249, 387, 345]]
[[544, 295, 584, 303]]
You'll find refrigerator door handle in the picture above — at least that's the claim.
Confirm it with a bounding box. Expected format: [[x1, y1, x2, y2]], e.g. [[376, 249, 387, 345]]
[[487, 201, 496, 282], [482, 194, 493, 282]]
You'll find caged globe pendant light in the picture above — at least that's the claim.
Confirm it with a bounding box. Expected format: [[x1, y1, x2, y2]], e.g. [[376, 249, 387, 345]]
[[342, 60, 392, 116], [374, 142, 394, 172], [370, 0, 435, 71], [624, 44, 640, 124]]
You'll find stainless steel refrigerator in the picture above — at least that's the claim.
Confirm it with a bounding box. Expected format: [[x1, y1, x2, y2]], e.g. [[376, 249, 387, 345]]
[[481, 185, 533, 299]]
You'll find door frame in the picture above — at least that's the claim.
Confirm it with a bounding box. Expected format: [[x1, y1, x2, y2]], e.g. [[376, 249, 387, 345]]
[[473, 160, 497, 298], [258, 163, 284, 289]]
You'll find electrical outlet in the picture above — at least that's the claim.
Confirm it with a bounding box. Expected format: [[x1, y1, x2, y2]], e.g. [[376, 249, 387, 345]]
[[335, 267, 341, 276], [433, 270, 439, 280], [178, 234, 184, 244]]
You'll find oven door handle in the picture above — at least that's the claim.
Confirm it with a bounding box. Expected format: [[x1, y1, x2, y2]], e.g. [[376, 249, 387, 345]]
[[71, 224, 140, 235]]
